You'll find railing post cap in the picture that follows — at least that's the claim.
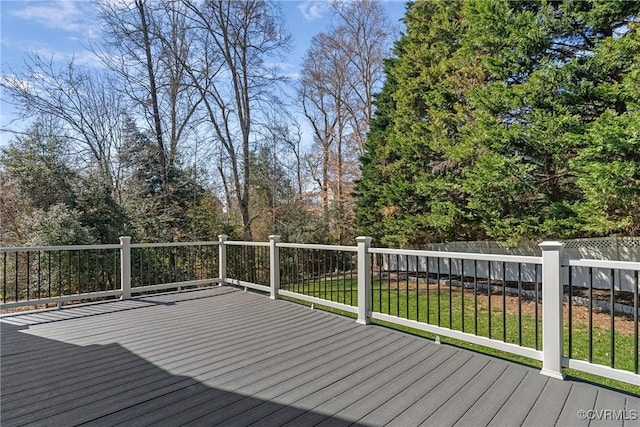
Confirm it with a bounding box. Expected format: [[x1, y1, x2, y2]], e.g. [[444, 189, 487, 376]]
[[356, 236, 373, 244], [120, 236, 131, 243], [538, 241, 563, 250], [218, 234, 228, 241], [268, 235, 281, 242]]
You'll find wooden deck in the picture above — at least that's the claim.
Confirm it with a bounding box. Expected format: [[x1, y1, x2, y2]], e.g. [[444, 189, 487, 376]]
[[1, 287, 639, 427]]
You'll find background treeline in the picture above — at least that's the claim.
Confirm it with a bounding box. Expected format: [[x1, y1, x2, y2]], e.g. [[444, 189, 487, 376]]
[[356, 0, 640, 248], [2, 0, 639, 249], [1, 0, 392, 246]]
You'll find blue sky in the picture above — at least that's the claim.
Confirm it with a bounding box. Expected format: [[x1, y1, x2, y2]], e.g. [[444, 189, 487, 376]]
[[0, 0, 407, 140]]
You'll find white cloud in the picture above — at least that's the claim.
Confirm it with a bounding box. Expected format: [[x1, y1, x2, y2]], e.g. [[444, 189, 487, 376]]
[[10, 0, 93, 33], [297, 0, 330, 21]]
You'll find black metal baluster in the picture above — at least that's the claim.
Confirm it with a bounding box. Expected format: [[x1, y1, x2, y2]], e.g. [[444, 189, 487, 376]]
[[406, 255, 410, 319], [396, 254, 400, 316], [67, 251, 72, 295], [330, 251, 334, 301], [634, 270, 638, 375], [502, 261, 506, 342], [3, 252, 7, 303], [48, 252, 52, 298], [140, 249, 144, 287], [300, 249, 305, 295], [488, 261, 492, 340], [518, 263, 523, 347], [474, 260, 478, 336], [387, 254, 391, 314], [114, 249, 118, 290], [77, 250, 81, 294], [353, 252, 357, 307], [568, 266, 573, 358], [416, 256, 420, 322], [588, 267, 593, 363], [449, 258, 453, 330], [154, 247, 159, 286], [461, 259, 465, 333], [426, 256, 430, 324], [26, 252, 30, 301], [610, 268, 615, 368], [310, 249, 314, 296], [164, 247, 168, 284], [375, 254, 380, 312], [535, 264, 539, 350], [437, 257, 441, 327], [38, 251, 42, 299], [370, 254, 379, 311], [58, 251, 62, 298], [15, 252, 19, 302], [323, 250, 327, 300], [92, 249, 97, 291]]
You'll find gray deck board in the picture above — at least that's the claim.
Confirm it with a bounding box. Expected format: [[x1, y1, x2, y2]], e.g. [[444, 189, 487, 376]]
[[521, 378, 573, 426], [555, 385, 597, 427], [487, 369, 549, 426], [1, 286, 638, 427], [453, 364, 528, 426]]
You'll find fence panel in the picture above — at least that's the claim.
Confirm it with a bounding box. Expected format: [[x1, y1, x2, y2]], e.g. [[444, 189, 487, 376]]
[[370, 248, 544, 361], [130, 242, 219, 293], [278, 243, 358, 312], [563, 259, 640, 382], [1, 245, 121, 308], [224, 242, 270, 292]]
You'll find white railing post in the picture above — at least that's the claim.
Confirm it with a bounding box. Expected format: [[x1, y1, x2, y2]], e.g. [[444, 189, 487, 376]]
[[218, 235, 228, 286], [269, 235, 281, 300], [356, 236, 372, 325], [539, 241, 565, 380], [120, 236, 131, 300]]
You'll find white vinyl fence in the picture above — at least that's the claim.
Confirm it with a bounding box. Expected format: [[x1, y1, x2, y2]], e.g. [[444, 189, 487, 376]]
[[384, 237, 640, 292]]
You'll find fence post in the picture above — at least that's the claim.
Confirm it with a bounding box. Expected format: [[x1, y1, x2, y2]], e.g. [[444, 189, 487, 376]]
[[539, 241, 565, 380], [269, 235, 281, 300], [356, 236, 372, 325], [120, 236, 131, 300], [218, 235, 228, 286]]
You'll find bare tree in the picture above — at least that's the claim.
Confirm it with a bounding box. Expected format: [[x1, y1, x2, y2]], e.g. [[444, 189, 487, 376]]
[[96, 0, 201, 228], [300, 31, 354, 242], [299, 0, 393, 243], [181, 0, 291, 240], [1, 55, 127, 195], [331, 0, 392, 156]]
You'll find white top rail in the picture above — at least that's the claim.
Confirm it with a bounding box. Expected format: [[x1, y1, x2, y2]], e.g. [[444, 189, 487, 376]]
[[277, 243, 358, 252], [131, 241, 219, 249], [564, 258, 640, 271], [224, 241, 270, 247], [369, 247, 541, 265], [1, 244, 121, 253]]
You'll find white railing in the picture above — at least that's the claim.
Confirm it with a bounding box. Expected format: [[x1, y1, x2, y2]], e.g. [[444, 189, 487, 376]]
[[2, 235, 639, 386], [1, 237, 220, 308]]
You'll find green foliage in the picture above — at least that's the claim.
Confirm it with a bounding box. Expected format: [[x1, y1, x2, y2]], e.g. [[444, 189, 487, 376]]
[[20, 204, 95, 246], [1, 122, 77, 211], [119, 119, 223, 242], [73, 173, 129, 244], [355, 0, 640, 246], [2, 118, 225, 246]]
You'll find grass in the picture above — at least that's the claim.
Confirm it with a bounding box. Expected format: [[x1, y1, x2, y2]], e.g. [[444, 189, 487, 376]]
[[280, 275, 640, 396]]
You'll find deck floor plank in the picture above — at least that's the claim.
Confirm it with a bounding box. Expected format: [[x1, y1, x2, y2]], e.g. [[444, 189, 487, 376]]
[[1, 286, 638, 427], [452, 364, 528, 426], [521, 378, 573, 426]]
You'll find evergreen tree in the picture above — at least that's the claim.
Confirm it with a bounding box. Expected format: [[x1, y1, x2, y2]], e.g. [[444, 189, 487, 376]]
[[356, 0, 640, 246]]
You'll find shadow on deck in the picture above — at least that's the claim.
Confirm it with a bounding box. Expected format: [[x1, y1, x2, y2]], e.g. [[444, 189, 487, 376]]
[[2, 287, 639, 426]]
